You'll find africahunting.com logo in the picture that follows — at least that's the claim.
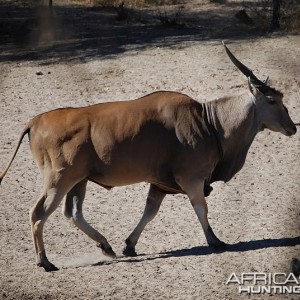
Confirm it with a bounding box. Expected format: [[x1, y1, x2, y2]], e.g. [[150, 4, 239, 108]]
[[226, 273, 300, 295]]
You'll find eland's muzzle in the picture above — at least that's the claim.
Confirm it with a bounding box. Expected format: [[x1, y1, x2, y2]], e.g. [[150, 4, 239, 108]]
[[285, 124, 297, 136]]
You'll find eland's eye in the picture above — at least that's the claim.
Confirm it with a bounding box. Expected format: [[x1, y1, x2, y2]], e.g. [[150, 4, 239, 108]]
[[268, 99, 276, 105]]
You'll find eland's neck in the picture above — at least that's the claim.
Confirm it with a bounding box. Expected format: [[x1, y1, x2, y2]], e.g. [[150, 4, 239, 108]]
[[204, 93, 261, 182], [209, 93, 260, 153]]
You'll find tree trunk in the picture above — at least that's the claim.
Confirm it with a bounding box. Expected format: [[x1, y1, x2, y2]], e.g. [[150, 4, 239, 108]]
[[271, 0, 281, 29]]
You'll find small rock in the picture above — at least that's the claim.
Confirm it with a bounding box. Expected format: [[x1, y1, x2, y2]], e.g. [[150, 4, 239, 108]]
[[292, 258, 300, 277], [36, 71, 43, 75]]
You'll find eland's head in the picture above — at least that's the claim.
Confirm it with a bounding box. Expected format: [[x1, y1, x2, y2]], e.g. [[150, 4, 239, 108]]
[[223, 41, 297, 137]]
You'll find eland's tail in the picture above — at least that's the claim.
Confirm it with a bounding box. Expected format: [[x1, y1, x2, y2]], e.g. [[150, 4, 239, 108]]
[[0, 123, 31, 185]]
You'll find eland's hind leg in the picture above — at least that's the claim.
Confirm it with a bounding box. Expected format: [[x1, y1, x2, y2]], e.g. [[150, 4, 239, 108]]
[[62, 179, 116, 258], [30, 176, 75, 272], [123, 184, 166, 257]]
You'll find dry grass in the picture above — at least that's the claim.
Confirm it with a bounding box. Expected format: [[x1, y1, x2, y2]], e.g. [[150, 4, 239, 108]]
[[241, 0, 300, 33], [12, 0, 186, 7], [1, 0, 299, 32], [281, 0, 300, 33], [95, 0, 185, 7]]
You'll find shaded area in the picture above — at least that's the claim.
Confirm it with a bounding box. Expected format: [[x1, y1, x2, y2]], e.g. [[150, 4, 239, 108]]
[[0, 2, 268, 64], [80, 235, 300, 269], [160, 235, 300, 257]]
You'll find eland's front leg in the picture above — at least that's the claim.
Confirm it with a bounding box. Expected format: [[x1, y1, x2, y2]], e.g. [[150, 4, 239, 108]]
[[123, 184, 166, 256], [192, 202, 225, 248], [180, 179, 225, 248]]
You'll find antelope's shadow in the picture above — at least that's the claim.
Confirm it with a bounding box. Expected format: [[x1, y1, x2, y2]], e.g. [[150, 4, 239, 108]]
[[89, 235, 300, 268]]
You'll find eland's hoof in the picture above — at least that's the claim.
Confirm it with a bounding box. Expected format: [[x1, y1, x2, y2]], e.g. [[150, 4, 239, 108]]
[[123, 246, 138, 257], [98, 244, 117, 258], [38, 262, 59, 272]]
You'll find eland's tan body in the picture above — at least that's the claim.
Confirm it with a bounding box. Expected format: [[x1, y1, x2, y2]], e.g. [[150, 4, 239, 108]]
[[0, 43, 297, 271]]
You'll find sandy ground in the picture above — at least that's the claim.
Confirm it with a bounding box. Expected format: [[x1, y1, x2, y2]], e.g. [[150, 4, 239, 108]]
[[1, 1, 300, 299]]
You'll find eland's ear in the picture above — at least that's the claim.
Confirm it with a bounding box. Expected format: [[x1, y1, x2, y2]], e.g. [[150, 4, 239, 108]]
[[263, 76, 269, 86], [247, 77, 264, 99]]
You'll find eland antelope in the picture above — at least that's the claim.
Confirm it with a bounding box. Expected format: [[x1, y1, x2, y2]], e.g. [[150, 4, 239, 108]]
[[0, 42, 297, 271]]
